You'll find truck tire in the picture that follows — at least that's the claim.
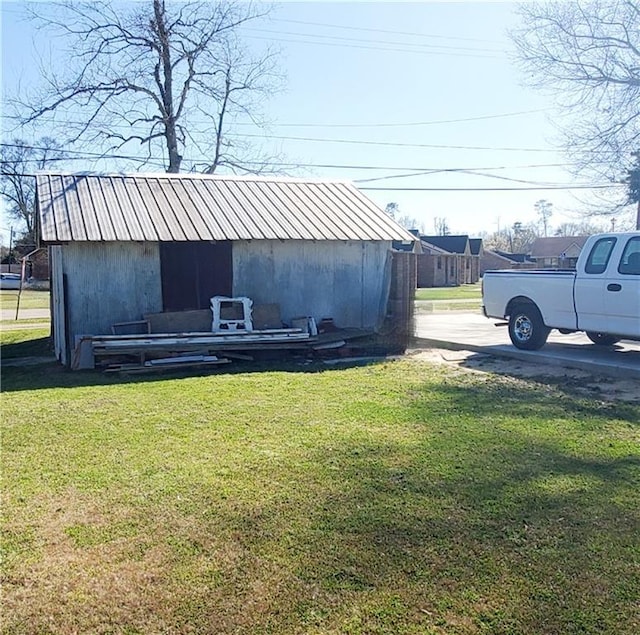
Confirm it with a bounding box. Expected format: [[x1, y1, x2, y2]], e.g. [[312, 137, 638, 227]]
[[586, 332, 620, 346], [508, 304, 550, 350]]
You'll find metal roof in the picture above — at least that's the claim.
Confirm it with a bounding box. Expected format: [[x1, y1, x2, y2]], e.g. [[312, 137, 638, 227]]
[[36, 173, 418, 244]]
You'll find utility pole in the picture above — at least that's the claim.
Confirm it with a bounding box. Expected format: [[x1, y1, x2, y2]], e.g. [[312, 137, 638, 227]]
[[8, 226, 13, 273]]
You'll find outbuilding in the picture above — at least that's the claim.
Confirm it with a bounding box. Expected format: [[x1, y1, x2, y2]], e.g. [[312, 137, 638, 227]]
[[36, 173, 418, 365]]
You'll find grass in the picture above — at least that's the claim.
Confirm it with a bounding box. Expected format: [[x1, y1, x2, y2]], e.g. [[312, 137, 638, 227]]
[[1, 327, 52, 359], [414, 300, 481, 313], [2, 347, 639, 634], [415, 283, 482, 302], [0, 289, 50, 311]]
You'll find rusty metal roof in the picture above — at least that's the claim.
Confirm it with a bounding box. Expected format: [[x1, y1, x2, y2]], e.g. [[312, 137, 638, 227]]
[[36, 173, 418, 244]]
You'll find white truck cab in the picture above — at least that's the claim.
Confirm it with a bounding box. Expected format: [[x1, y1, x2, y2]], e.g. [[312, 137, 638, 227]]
[[482, 232, 640, 350]]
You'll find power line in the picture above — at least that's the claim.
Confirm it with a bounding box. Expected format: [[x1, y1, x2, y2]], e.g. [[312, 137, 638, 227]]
[[2, 170, 613, 192], [244, 27, 504, 54], [244, 34, 501, 59], [267, 18, 498, 44], [0, 144, 571, 172], [225, 133, 556, 153], [2, 108, 549, 129], [360, 184, 620, 192], [261, 110, 549, 129]]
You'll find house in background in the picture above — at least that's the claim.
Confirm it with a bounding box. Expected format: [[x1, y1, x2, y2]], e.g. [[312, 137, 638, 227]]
[[529, 236, 590, 268], [480, 250, 536, 275], [469, 238, 483, 282], [416, 234, 481, 287], [36, 173, 418, 365]]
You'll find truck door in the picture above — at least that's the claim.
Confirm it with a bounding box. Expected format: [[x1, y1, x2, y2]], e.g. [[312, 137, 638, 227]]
[[606, 236, 640, 337], [574, 236, 617, 333]]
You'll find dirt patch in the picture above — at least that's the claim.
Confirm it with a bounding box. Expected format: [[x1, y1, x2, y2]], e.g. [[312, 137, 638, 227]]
[[407, 347, 640, 404]]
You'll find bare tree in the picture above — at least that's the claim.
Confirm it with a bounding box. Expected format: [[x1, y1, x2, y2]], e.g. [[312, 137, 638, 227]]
[[0, 138, 66, 241], [485, 222, 538, 254], [512, 1, 640, 225], [433, 217, 450, 236], [13, 0, 281, 174], [384, 202, 421, 231], [534, 199, 553, 236], [554, 219, 607, 236], [623, 150, 640, 228]]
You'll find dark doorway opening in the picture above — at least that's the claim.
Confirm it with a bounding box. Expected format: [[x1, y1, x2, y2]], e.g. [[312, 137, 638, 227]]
[[160, 241, 232, 311]]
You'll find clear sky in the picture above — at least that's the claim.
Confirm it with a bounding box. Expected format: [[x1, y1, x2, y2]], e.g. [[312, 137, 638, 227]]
[[0, 0, 628, 244]]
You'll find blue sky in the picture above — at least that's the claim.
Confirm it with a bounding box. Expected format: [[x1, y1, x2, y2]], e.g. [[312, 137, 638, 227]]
[[1, 1, 624, 243]]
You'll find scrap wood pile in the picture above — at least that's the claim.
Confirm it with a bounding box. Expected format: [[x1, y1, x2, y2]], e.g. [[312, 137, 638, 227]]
[[70, 296, 364, 373], [79, 328, 316, 373]]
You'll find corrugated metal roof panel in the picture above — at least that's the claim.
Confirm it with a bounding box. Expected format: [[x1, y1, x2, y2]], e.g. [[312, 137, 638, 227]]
[[36, 173, 418, 244]]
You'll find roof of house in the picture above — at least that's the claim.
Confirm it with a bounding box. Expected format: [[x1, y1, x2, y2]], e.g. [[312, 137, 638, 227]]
[[494, 250, 535, 264], [483, 250, 524, 265], [468, 238, 483, 256], [418, 241, 451, 256], [36, 173, 418, 243], [420, 235, 470, 254], [529, 235, 590, 258]]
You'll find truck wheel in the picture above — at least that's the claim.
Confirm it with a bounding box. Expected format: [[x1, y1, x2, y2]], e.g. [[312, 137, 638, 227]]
[[586, 332, 620, 346], [508, 304, 550, 350]]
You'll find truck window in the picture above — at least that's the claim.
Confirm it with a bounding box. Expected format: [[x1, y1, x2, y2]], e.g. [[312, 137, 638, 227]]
[[584, 237, 617, 274], [618, 237, 640, 275]]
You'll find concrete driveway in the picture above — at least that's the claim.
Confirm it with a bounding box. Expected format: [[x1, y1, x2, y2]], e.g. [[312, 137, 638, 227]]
[[414, 308, 640, 379]]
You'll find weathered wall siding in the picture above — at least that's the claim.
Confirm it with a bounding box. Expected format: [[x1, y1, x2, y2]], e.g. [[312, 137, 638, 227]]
[[63, 242, 162, 341], [233, 240, 390, 328], [49, 246, 66, 364]]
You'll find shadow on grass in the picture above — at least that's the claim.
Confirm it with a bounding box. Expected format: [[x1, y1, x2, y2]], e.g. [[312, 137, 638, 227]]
[[420, 367, 639, 425], [3, 362, 639, 634], [0, 353, 388, 394], [1, 336, 53, 360], [167, 411, 639, 633]]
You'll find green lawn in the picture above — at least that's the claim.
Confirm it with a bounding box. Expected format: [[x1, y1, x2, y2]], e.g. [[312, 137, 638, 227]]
[[415, 283, 482, 302], [0, 289, 50, 311], [1, 327, 52, 358], [2, 353, 639, 634]]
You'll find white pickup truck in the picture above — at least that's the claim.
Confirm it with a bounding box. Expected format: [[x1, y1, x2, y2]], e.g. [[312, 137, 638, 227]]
[[482, 232, 640, 350]]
